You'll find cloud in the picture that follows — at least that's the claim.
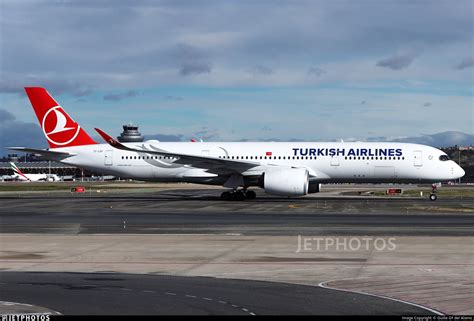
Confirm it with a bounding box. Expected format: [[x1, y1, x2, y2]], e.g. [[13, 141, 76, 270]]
[[0, 1, 472, 89], [164, 95, 184, 101], [103, 90, 140, 101], [0, 109, 46, 156], [0, 110, 16, 122], [454, 57, 474, 70], [179, 62, 212, 76], [193, 126, 220, 141], [144, 134, 185, 142], [249, 65, 273, 76], [366, 131, 473, 147], [0, 1, 473, 143], [376, 52, 417, 70], [144, 126, 220, 142], [0, 74, 93, 97], [173, 43, 208, 62], [307, 67, 326, 76]]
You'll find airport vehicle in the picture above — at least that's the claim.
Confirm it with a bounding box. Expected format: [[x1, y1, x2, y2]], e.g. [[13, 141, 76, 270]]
[[9, 87, 465, 200], [9, 162, 60, 182]]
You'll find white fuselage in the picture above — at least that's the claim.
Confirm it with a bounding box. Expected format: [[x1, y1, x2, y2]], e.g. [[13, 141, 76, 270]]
[[51, 141, 464, 185], [11, 173, 60, 182], [12, 173, 47, 182]]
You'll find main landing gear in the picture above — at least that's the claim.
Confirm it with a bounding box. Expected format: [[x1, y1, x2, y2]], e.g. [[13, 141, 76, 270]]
[[429, 184, 438, 201], [220, 189, 257, 201]]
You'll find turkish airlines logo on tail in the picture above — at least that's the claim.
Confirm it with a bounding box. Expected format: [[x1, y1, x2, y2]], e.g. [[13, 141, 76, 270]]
[[42, 106, 81, 146]]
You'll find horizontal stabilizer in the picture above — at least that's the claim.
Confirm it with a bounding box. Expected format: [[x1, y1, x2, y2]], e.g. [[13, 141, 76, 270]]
[[7, 147, 76, 158]]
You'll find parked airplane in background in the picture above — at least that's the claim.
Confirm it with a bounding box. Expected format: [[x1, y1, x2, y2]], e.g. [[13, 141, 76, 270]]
[[9, 87, 465, 200], [1, 175, 13, 182], [9, 162, 59, 182]]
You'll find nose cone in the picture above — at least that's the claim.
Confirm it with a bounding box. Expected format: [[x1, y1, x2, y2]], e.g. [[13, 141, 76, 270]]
[[454, 164, 465, 179]]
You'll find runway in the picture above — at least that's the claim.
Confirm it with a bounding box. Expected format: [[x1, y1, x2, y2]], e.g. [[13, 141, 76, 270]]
[[0, 189, 473, 235], [0, 271, 436, 315], [1, 188, 473, 315]]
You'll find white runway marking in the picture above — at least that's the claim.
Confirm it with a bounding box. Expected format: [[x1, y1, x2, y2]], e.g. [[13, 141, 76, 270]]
[[318, 280, 444, 316]]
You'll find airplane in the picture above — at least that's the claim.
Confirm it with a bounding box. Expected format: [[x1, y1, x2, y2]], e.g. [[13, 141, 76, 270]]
[[9, 162, 60, 182], [8, 87, 465, 201], [9, 162, 46, 181], [1, 175, 13, 182]]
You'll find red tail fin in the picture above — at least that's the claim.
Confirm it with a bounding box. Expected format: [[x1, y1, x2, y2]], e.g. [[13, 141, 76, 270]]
[[24, 87, 97, 148]]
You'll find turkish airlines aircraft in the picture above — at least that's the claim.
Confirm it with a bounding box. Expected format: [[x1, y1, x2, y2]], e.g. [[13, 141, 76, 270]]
[[9, 87, 464, 201]]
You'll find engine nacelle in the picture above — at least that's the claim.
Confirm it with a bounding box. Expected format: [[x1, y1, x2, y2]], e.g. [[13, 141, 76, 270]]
[[263, 167, 309, 197]]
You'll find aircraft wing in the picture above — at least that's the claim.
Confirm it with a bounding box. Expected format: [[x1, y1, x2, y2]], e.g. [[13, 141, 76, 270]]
[[95, 128, 260, 174], [7, 147, 76, 158]]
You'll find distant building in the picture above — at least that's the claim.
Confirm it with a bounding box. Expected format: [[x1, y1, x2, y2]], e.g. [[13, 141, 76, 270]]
[[0, 161, 80, 176], [7, 154, 19, 162], [117, 123, 144, 143]]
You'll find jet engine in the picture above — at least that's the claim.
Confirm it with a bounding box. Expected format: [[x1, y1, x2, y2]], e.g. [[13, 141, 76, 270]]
[[262, 167, 309, 196]]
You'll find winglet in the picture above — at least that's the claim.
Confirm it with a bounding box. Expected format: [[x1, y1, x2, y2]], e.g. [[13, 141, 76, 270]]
[[94, 128, 127, 149]]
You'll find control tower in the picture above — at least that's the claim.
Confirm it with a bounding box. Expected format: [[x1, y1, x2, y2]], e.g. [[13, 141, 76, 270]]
[[117, 123, 144, 143]]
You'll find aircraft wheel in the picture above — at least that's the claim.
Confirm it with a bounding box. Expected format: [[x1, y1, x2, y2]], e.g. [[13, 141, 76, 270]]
[[234, 191, 246, 201], [221, 191, 231, 201], [429, 193, 437, 201], [245, 190, 256, 200]]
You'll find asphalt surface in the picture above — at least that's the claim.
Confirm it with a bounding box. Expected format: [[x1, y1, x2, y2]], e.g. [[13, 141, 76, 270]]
[[0, 271, 436, 315], [0, 189, 472, 235], [0, 189, 472, 315]]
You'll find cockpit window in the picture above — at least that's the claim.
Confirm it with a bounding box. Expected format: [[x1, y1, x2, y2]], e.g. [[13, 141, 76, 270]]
[[439, 155, 450, 161]]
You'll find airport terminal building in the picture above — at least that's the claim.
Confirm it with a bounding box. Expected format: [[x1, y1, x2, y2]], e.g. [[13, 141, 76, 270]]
[[0, 161, 85, 178]]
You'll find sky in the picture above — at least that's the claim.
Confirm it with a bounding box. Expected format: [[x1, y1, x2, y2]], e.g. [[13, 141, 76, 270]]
[[0, 0, 473, 153]]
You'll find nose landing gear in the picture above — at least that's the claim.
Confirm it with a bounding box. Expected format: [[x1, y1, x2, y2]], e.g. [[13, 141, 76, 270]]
[[220, 189, 256, 201], [429, 184, 438, 201]]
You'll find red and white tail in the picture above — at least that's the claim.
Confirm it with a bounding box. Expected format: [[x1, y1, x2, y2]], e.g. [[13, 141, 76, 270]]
[[10, 162, 30, 181], [24, 87, 97, 149]]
